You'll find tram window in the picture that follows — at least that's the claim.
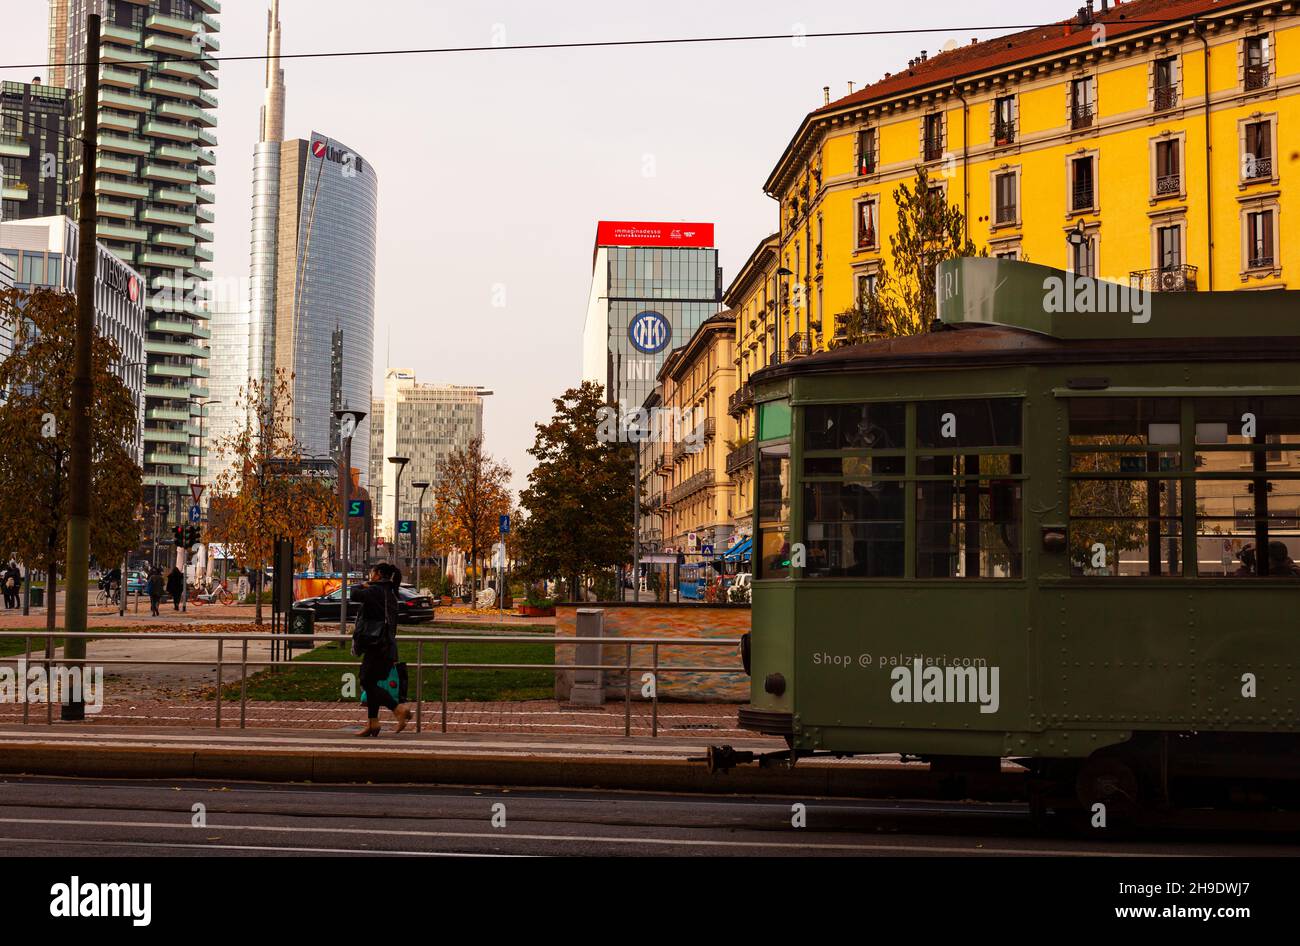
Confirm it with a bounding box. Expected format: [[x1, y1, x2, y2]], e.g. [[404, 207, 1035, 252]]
[[1068, 397, 1180, 444], [757, 444, 791, 579], [1194, 479, 1300, 578], [805, 455, 905, 477], [918, 454, 1017, 477], [916, 398, 1021, 448], [805, 403, 905, 451], [916, 477, 1022, 578], [1070, 450, 1180, 473], [804, 482, 905, 578], [1068, 479, 1183, 576]]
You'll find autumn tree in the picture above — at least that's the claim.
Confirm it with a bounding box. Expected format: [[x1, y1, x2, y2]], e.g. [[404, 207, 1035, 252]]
[[517, 382, 634, 600], [0, 288, 142, 631], [859, 166, 982, 339], [209, 369, 336, 623], [422, 437, 512, 600]]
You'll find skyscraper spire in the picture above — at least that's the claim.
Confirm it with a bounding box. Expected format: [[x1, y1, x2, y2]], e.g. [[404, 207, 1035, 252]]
[[260, 0, 285, 143]]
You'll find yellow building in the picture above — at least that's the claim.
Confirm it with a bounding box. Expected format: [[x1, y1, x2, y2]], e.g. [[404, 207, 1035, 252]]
[[722, 234, 780, 544], [653, 313, 738, 554], [763, 0, 1300, 359]]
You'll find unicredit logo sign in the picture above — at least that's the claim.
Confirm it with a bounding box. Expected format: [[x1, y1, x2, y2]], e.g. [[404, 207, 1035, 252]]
[[311, 139, 364, 175]]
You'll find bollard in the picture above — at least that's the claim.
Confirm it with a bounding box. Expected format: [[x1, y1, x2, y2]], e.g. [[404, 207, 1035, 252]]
[[569, 608, 605, 706]]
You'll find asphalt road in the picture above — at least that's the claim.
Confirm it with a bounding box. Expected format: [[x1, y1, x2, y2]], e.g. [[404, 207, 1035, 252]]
[[1, 776, 1297, 857]]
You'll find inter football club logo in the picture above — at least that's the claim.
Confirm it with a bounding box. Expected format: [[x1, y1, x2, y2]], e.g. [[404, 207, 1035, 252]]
[[628, 310, 671, 354]]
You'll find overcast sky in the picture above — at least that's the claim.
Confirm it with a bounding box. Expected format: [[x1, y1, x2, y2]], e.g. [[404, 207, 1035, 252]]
[[0, 0, 1050, 494]]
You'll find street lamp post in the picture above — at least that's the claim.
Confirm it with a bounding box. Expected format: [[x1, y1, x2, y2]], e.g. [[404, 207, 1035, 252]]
[[412, 480, 430, 593], [334, 407, 367, 632], [387, 456, 410, 574]]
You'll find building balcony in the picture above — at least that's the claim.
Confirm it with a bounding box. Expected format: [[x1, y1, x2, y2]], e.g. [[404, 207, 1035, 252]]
[[100, 47, 153, 70], [144, 33, 202, 60], [1245, 65, 1271, 92], [156, 58, 203, 81], [195, 147, 216, 166], [140, 203, 195, 226], [99, 65, 141, 89], [198, 11, 220, 33], [145, 339, 207, 360], [106, 246, 135, 266], [145, 382, 193, 400], [726, 445, 754, 477], [1129, 265, 1198, 293], [149, 319, 206, 339], [148, 362, 192, 379], [1071, 103, 1094, 130], [154, 230, 196, 250], [97, 177, 149, 199], [727, 383, 753, 417], [193, 0, 222, 14], [100, 110, 139, 133], [923, 137, 944, 162], [1248, 253, 1276, 271], [193, 68, 218, 91], [139, 248, 195, 269], [99, 222, 148, 243], [100, 89, 150, 112], [189, 223, 214, 243], [188, 264, 213, 281], [155, 100, 204, 124], [668, 469, 715, 505], [787, 332, 813, 358], [195, 204, 214, 223], [145, 450, 190, 466], [0, 133, 30, 158], [154, 142, 198, 163], [196, 126, 217, 145], [154, 186, 197, 206], [144, 119, 198, 143], [101, 23, 142, 45], [96, 154, 137, 176], [190, 364, 210, 379], [1, 183, 28, 201], [1155, 173, 1181, 198], [143, 163, 197, 184], [1244, 155, 1273, 181], [1153, 85, 1178, 112], [145, 77, 200, 101], [994, 120, 1016, 146], [701, 417, 716, 442], [146, 406, 190, 422], [146, 12, 202, 37], [196, 166, 215, 185], [100, 132, 151, 156], [196, 89, 218, 109], [96, 197, 138, 219], [1071, 182, 1094, 213]]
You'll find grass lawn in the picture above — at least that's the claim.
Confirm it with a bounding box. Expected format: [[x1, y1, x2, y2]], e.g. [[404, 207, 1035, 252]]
[[222, 636, 556, 703]]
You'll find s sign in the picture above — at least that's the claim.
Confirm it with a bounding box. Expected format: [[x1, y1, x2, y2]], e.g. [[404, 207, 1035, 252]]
[[628, 311, 671, 354]]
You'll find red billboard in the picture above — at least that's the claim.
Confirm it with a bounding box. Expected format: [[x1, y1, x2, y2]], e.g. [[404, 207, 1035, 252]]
[[596, 221, 714, 249]]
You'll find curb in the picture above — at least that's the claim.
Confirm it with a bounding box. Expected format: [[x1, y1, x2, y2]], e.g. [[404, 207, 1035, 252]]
[[0, 742, 1027, 800]]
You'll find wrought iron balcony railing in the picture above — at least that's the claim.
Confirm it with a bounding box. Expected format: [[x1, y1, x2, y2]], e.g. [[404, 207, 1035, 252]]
[[1129, 264, 1198, 293], [1071, 103, 1094, 130], [1156, 173, 1181, 197], [1245, 65, 1270, 92], [1071, 181, 1095, 212], [1153, 85, 1178, 112], [726, 445, 755, 476]]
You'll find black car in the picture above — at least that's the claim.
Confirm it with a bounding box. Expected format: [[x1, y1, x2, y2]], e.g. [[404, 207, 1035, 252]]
[[293, 585, 435, 624]]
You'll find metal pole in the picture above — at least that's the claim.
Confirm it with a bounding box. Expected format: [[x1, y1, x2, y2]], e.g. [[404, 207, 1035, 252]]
[[415, 490, 423, 592], [624, 642, 632, 737], [415, 640, 423, 733], [215, 638, 223, 729], [651, 642, 659, 737], [60, 13, 101, 722], [22, 636, 29, 724], [633, 425, 641, 602], [340, 435, 351, 631], [441, 641, 448, 733], [240, 638, 248, 728], [118, 552, 126, 617]]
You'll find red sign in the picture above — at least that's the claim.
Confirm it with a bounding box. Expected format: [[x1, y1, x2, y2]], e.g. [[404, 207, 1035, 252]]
[[127, 275, 140, 304], [596, 221, 714, 249], [312, 140, 327, 158]]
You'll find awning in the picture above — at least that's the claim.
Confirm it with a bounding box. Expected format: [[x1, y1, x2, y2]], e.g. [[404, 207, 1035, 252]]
[[723, 537, 752, 562]]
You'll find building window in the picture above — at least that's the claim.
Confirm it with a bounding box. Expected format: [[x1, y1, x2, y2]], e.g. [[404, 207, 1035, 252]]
[[856, 128, 877, 175], [1070, 155, 1096, 212], [1153, 57, 1179, 111], [1071, 234, 1097, 277], [1245, 209, 1276, 271], [855, 199, 878, 250], [1243, 119, 1273, 181], [1245, 35, 1271, 91], [855, 272, 878, 306], [994, 95, 1016, 145], [1155, 139, 1181, 197], [1071, 76, 1096, 129], [994, 171, 1017, 226], [1157, 224, 1183, 270], [923, 113, 944, 162]]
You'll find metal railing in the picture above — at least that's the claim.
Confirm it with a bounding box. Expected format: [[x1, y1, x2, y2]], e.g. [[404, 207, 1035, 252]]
[[1071, 180, 1094, 212], [1245, 64, 1270, 91], [1156, 173, 1181, 196], [0, 630, 743, 739], [1153, 85, 1178, 112], [994, 120, 1016, 146], [1129, 264, 1198, 293], [1071, 103, 1094, 130]]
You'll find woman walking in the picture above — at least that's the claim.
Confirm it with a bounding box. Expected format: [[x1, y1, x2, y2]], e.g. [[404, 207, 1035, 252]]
[[350, 562, 410, 737], [147, 566, 164, 617], [166, 565, 184, 611]]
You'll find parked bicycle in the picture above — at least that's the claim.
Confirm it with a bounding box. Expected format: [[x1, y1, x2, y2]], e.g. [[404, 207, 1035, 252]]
[[187, 577, 236, 607]]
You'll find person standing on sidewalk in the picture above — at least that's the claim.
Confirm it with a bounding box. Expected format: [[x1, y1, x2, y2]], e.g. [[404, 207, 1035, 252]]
[[166, 565, 184, 611], [2, 562, 19, 609], [349, 562, 410, 737], [147, 566, 164, 617]]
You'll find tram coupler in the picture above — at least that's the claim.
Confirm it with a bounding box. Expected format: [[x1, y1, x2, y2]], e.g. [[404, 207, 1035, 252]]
[[700, 745, 804, 773]]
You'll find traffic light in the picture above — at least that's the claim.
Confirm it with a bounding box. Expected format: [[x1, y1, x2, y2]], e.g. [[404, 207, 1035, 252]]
[[174, 525, 185, 548], [185, 524, 200, 550]]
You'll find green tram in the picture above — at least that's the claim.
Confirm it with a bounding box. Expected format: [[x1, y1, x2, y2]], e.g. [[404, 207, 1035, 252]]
[[724, 259, 1300, 815]]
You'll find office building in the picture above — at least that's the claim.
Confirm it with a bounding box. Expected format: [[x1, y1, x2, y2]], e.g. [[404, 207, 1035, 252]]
[[0, 215, 147, 459], [0, 79, 72, 223], [51, 0, 221, 498], [370, 369, 485, 542], [581, 220, 721, 409], [0, 246, 12, 363]]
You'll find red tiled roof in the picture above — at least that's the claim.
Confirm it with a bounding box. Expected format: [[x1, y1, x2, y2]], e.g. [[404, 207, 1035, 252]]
[[818, 0, 1247, 114]]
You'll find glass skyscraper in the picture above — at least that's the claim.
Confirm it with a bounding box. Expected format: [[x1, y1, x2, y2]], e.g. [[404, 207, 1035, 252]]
[[581, 221, 720, 409]]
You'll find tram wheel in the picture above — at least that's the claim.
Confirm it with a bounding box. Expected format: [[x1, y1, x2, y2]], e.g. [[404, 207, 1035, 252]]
[[1075, 755, 1142, 831]]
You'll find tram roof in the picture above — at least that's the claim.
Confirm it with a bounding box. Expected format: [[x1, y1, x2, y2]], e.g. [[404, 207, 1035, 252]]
[[758, 259, 1300, 379]]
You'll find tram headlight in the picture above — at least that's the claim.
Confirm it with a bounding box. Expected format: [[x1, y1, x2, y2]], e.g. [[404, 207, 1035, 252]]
[[764, 672, 786, 696]]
